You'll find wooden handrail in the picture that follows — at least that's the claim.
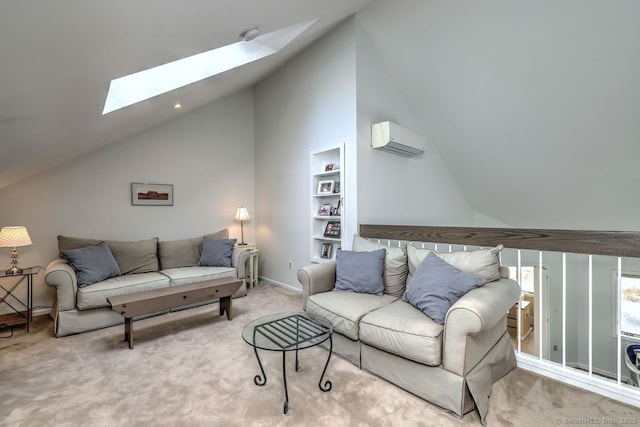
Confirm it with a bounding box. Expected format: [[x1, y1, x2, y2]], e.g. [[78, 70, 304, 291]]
[[359, 224, 640, 258]]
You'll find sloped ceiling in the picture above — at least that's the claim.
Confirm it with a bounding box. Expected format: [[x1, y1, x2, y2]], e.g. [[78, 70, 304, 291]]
[[2, 1, 640, 231], [357, 0, 640, 230], [0, 0, 372, 189]]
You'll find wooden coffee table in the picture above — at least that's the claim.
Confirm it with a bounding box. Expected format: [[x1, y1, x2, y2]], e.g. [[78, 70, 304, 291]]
[[108, 277, 241, 349]]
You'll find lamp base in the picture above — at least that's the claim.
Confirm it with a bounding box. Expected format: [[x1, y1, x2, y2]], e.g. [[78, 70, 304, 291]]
[[238, 242, 248, 246], [5, 266, 23, 275]]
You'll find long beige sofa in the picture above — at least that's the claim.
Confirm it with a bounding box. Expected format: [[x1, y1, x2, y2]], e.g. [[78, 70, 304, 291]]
[[45, 229, 249, 337], [297, 236, 520, 423]]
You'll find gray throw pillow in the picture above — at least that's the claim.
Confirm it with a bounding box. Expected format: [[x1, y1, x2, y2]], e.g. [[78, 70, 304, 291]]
[[335, 249, 385, 296], [402, 252, 485, 324], [61, 241, 121, 288], [198, 237, 237, 267], [352, 235, 408, 297]]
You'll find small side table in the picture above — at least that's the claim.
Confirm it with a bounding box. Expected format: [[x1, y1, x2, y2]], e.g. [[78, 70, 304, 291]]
[[236, 244, 259, 289], [247, 248, 259, 289], [0, 266, 41, 332]]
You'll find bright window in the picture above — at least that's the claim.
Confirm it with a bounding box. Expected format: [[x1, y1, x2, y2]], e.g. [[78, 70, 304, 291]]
[[621, 275, 640, 338], [103, 20, 316, 114], [507, 266, 536, 294]]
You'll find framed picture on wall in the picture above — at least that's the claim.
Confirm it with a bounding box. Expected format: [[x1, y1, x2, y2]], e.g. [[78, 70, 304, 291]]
[[131, 183, 173, 206]]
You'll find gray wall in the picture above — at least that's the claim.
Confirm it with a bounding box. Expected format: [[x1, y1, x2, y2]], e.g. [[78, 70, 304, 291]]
[[355, 18, 474, 227], [254, 18, 358, 291], [0, 89, 255, 313]]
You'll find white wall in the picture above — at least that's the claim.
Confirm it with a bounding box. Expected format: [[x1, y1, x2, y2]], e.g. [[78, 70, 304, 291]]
[[355, 19, 474, 227], [0, 89, 255, 313], [254, 19, 357, 291]]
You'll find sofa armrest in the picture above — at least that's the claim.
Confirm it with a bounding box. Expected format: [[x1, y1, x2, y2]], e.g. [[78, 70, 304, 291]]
[[297, 262, 336, 310], [442, 278, 520, 376], [44, 258, 78, 312], [232, 247, 250, 281]]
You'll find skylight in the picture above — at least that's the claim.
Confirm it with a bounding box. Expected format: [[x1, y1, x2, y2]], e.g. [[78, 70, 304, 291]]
[[103, 20, 316, 115]]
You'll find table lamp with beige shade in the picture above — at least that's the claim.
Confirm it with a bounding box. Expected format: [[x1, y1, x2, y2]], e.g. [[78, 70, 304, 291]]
[[0, 226, 32, 275], [234, 206, 250, 246]]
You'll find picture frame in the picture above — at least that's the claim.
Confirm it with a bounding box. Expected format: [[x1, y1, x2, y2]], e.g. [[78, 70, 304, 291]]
[[321, 243, 332, 259], [317, 180, 334, 194], [318, 204, 331, 216], [131, 183, 173, 206], [323, 221, 341, 238], [334, 181, 341, 193], [324, 163, 335, 172]]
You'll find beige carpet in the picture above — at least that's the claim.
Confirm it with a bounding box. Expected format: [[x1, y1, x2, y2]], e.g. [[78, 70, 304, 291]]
[[1, 283, 637, 427]]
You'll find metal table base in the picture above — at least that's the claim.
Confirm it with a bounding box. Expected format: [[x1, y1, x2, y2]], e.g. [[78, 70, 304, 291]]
[[248, 313, 333, 414]]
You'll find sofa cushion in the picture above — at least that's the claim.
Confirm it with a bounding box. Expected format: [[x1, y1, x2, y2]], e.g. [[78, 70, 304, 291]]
[[335, 249, 385, 296], [403, 252, 485, 324], [352, 235, 408, 298], [360, 299, 444, 366], [105, 238, 159, 274], [158, 236, 203, 269], [407, 244, 503, 282], [58, 235, 100, 252], [199, 238, 236, 267], [61, 241, 121, 288], [158, 229, 229, 269], [58, 235, 159, 274], [76, 272, 170, 310], [161, 266, 237, 286], [306, 290, 397, 340]]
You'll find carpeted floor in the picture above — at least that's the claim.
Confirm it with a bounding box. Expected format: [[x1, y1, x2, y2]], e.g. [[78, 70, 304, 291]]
[[1, 283, 637, 427]]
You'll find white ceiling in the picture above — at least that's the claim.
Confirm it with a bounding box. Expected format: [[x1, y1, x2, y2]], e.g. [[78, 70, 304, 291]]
[[0, 0, 372, 188], [2, 1, 640, 230]]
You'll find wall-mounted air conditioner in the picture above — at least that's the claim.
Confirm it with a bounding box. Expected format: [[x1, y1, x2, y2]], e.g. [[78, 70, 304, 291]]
[[371, 121, 425, 157]]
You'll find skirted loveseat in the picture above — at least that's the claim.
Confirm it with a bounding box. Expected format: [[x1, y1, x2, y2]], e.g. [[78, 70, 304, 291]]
[[45, 229, 249, 337], [298, 235, 520, 423]]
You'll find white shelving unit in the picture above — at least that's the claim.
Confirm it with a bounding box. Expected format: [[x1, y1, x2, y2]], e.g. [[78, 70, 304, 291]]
[[310, 144, 344, 263]]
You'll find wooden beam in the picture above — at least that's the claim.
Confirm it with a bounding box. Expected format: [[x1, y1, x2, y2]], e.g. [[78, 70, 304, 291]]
[[359, 224, 640, 258]]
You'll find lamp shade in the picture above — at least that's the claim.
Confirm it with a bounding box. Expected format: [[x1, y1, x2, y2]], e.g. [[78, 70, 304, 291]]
[[234, 206, 251, 221], [0, 226, 32, 248]]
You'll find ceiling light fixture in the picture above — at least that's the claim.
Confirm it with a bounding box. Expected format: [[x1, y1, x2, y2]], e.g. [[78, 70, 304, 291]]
[[173, 103, 182, 109], [240, 26, 260, 42]]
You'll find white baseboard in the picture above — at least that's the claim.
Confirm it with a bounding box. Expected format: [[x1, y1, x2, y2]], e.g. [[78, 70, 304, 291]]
[[33, 308, 51, 317], [259, 276, 302, 294], [516, 353, 640, 409]]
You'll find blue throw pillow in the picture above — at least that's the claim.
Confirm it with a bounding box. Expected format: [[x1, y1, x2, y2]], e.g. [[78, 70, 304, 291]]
[[199, 237, 237, 267], [61, 241, 121, 288], [335, 249, 385, 296], [402, 252, 485, 324]]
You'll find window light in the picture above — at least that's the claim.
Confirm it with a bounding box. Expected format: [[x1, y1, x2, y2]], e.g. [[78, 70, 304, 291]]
[[103, 19, 316, 114]]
